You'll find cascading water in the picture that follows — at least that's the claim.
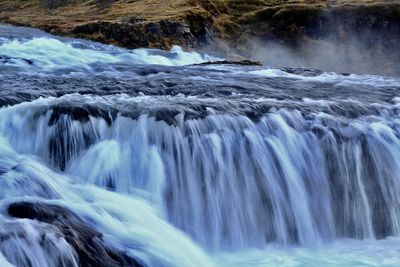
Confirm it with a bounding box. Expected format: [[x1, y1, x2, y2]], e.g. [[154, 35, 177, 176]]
[[0, 24, 400, 267]]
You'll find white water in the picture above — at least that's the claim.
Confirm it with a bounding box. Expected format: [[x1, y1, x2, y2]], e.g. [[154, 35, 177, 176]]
[[0, 219, 79, 267], [1, 31, 398, 88], [0, 37, 218, 74], [0, 135, 215, 267], [249, 68, 400, 87], [0, 94, 400, 265], [215, 238, 400, 267]]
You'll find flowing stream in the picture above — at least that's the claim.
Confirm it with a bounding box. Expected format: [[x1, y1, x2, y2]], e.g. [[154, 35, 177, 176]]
[[0, 24, 400, 267]]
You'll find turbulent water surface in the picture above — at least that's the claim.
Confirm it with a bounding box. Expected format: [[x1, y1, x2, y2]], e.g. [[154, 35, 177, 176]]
[[0, 24, 400, 267]]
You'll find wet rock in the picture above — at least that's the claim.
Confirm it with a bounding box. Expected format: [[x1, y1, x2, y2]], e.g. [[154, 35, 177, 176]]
[[8, 202, 143, 267], [0, 55, 33, 65], [280, 67, 323, 77], [48, 105, 117, 126], [195, 59, 262, 66]]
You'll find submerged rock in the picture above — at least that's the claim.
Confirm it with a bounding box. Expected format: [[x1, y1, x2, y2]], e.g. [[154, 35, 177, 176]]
[[7, 202, 143, 267], [0, 55, 33, 65]]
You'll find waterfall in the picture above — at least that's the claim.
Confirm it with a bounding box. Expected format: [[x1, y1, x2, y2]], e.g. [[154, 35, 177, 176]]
[[1, 95, 399, 253]]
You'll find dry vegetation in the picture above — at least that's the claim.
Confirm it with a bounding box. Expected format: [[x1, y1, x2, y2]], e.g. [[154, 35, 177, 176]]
[[0, 0, 200, 29], [0, 0, 395, 29]]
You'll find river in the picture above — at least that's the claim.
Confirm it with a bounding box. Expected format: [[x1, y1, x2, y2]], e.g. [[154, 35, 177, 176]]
[[0, 24, 400, 267]]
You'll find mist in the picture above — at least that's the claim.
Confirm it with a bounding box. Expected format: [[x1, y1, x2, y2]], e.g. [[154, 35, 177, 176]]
[[245, 34, 399, 77]]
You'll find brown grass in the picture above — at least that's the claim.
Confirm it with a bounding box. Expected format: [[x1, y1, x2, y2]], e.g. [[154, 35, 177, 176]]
[[0, 0, 395, 38]]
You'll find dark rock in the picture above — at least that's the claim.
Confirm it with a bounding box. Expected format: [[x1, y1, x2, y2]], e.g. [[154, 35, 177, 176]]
[[195, 59, 262, 66], [8, 202, 143, 267], [280, 67, 323, 77], [95, 0, 117, 9], [48, 105, 117, 126], [40, 0, 70, 9], [0, 55, 34, 65], [72, 14, 213, 50]]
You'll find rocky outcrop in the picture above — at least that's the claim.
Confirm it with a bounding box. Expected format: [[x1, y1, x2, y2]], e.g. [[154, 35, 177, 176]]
[[234, 3, 400, 47], [7, 202, 143, 267], [71, 14, 214, 49]]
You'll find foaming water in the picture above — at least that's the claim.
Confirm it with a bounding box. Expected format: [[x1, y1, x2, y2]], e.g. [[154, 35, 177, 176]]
[[0, 36, 218, 75], [249, 68, 400, 87], [215, 238, 400, 267]]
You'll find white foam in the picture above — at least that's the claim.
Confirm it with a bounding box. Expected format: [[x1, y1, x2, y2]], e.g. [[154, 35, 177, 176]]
[[214, 237, 400, 267], [250, 69, 295, 78], [250, 68, 400, 87], [0, 37, 218, 73], [0, 252, 14, 267]]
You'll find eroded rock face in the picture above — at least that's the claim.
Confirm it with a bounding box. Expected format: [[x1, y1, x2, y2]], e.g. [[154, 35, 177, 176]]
[[7, 202, 143, 267], [72, 14, 213, 50], [237, 4, 400, 45]]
